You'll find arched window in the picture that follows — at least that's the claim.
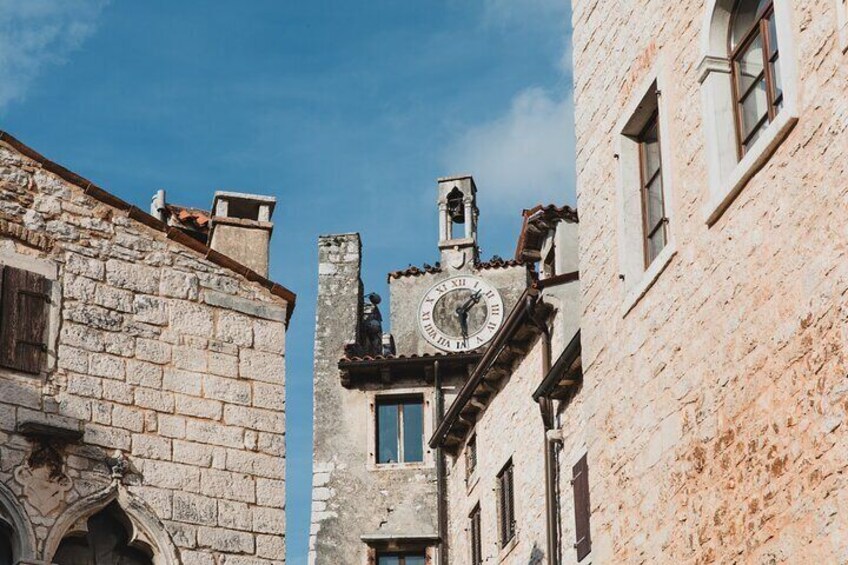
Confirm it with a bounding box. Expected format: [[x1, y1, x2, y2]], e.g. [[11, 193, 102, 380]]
[[699, 0, 798, 224], [730, 0, 782, 156], [53, 503, 153, 565]]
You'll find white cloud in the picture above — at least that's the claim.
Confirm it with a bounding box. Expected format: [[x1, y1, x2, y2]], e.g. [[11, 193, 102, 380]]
[[0, 0, 108, 111], [443, 87, 574, 214], [482, 0, 569, 28]]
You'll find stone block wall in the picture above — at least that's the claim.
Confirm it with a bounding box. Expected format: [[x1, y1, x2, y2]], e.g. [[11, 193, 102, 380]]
[[571, 0, 848, 562], [0, 140, 289, 564]]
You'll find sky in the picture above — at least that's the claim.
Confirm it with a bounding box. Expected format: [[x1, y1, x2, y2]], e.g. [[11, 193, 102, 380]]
[[0, 1, 575, 562]]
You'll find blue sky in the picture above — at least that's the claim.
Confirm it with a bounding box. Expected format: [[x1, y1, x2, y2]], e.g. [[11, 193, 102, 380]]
[[0, 1, 574, 562]]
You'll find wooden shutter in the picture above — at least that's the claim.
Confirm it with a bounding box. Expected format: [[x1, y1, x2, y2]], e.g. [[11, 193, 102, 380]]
[[505, 463, 515, 542], [497, 461, 515, 547], [0, 266, 51, 374], [470, 505, 482, 565], [572, 453, 592, 561]]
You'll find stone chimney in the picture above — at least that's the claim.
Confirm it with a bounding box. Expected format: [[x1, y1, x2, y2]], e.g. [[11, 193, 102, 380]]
[[208, 191, 276, 277]]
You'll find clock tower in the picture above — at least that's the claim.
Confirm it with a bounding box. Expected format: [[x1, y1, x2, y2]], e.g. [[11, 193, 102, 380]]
[[311, 174, 530, 565]]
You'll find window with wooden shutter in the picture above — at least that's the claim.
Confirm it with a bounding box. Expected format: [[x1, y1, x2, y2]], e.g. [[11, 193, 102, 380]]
[[470, 504, 482, 565], [0, 266, 51, 374], [572, 453, 591, 562], [497, 459, 515, 548]]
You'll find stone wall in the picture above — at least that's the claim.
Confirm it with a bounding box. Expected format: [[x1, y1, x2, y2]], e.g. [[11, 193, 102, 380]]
[[0, 140, 288, 564], [572, 0, 848, 562]]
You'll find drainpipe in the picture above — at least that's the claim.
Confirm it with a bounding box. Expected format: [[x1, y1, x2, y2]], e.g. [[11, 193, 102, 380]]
[[528, 298, 560, 565], [434, 359, 448, 565]]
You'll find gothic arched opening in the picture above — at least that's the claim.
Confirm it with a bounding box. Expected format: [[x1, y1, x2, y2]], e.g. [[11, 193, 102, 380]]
[[53, 502, 153, 565]]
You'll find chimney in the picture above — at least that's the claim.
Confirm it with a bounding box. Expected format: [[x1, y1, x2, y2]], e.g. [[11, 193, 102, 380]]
[[208, 191, 276, 277], [150, 189, 167, 223]]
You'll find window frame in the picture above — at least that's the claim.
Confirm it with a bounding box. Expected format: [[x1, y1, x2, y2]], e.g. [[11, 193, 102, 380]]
[[469, 504, 482, 565], [837, 0, 848, 53], [496, 459, 516, 549], [366, 389, 433, 471], [729, 1, 782, 158], [375, 550, 428, 565], [465, 433, 477, 485], [636, 111, 668, 269], [375, 395, 424, 465]]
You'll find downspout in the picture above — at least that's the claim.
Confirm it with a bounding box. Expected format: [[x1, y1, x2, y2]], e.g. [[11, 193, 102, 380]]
[[528, 297, 560, 565], [434, 359, 448, 565]]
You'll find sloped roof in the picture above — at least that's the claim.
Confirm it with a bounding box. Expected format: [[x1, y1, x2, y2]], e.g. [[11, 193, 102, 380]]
[[515, 204, 579, 263], [0, 130, 296, 325]]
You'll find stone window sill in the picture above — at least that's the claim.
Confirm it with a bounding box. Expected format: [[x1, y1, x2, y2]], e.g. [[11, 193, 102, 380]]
[[498, 534, 520, 563], [370, 461, 432, 472], [621, 242, 677, 318], [704, 111, 798, 226]]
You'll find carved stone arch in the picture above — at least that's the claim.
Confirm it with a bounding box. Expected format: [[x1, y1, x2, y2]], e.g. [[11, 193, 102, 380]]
[[43, 485, 180, 565], [700, 0, 737, 58], [0, 481, 37, 562]]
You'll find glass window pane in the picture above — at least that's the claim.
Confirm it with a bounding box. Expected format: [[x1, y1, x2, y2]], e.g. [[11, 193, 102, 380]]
[[731, 0, 771, 49], [736, 34, 764, 94], [648, 227, 667, 264], [767, 11, 779, 55], [405, 556, 426, 565], [378, 556, 400, 565], [740, 80, 769, 139], [646, 174, 665, 230], [377, 403, 399, 464], [402, 400, 424, 463], [640, 121, 661, 179]]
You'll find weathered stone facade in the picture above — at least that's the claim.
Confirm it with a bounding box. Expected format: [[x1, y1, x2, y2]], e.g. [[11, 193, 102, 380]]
[[572, 0, 848, 562], [309, 178, 528, 564], [0, 132, 292, 564]]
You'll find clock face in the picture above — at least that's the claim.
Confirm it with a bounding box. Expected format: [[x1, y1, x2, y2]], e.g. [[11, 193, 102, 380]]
[[418, 275, 505, 352]]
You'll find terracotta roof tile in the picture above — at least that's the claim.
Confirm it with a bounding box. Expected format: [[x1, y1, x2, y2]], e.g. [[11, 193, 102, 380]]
[[388, 257, 526, 281], [515, 203, 578, 262]]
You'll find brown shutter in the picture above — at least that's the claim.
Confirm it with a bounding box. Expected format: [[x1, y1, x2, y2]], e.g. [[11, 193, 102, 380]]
[[505, 463, 515, 541], [572, 453, 592, 561], [470, 505, 482, 565], [0, 266, 50, 374]]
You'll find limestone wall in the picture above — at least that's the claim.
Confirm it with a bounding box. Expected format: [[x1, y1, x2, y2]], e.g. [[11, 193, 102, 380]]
[[0, 140, 288, 564], [571, 0, 848, 561]]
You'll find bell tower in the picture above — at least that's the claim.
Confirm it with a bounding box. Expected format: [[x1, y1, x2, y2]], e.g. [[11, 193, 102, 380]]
[[437, 174, 479, 270]]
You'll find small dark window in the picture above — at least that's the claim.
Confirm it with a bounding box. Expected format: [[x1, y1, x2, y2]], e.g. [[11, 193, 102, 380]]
[[730, 0, 782, 156], [0, 522, 13, 565], [638, 112, 668, 267], [497, 459, 516, 547], [0, 266, 51, 374], [543, 243, 557, 278], [377, 552, 426, 565], [470, 504, 482, 565], [376, 396, 424, 464], [572, 454, 592, 562], [466, 434, 477, 481], [53, 502, 153, 565]]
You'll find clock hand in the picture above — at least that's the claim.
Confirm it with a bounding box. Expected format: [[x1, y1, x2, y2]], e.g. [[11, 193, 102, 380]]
[[456, 290, 483, 316]]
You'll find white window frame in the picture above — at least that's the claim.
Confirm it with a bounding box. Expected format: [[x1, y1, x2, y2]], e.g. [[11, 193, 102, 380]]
[[837, 0, 848, 52], [615, 62, 678, 317], [698, 0, 800, 226]]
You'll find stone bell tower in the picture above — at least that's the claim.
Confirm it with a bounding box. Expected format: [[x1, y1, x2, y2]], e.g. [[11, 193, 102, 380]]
[[437, 175, 479, 270]]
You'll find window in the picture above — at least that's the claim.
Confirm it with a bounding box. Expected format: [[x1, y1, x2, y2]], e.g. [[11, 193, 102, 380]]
[[470, 504, 482, 565], [0, 523, 12, 565], [465, 434, 477, 482], [53, 503, 153, 565], [615, 73, 676, 313], [571, 454, 591, 562], [497, 460, 515, 548], [730, 0, 782, 157], [637, 112, 668, 266], [699, 0, 799, 224], [837, 0, 848, 52], [377, 552, 426, 565], [376, 397, 424, 464], [0, 266, 51, 374]]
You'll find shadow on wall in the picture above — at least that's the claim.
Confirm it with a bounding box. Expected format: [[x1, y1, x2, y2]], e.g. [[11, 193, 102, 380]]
[[528, 543, 544, 564]]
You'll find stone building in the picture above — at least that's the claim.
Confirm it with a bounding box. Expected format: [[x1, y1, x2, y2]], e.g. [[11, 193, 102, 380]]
[[310, 176, 528, 564], [431, 205, 582, 565], [571, 0, 848, 562], [0, 131, 293, 564]]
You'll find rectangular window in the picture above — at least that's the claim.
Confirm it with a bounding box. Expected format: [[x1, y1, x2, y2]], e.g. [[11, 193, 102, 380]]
[[497, 459, 515, 547], [0, 266, 51, 374], [470, 504, 482, 565], [376, 396, 424, 464], [377, 552, 426, 565], [638, 112, 668, 267], [572, 454, 591, 562], [466, 434, 477, 481]]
